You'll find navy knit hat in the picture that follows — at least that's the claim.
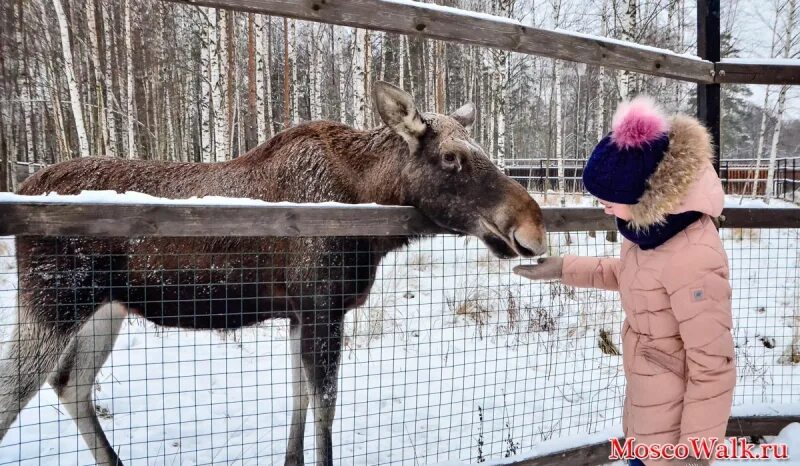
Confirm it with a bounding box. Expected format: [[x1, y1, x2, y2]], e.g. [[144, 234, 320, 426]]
[[583, 97, 671, 205]]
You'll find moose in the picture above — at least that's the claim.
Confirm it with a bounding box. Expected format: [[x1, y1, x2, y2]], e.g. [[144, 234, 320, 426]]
[[0, 82, 546, 465]]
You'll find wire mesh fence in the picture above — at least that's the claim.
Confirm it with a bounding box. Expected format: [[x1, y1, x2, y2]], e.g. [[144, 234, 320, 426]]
[[505, 158, 800, 203], [0, 222, 797, 465]]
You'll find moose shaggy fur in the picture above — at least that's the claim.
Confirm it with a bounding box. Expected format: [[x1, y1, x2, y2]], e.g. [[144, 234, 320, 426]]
[[0, 82, 546, 466]]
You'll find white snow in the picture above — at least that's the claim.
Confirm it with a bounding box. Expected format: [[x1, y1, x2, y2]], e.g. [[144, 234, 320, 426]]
[[553, 28, 707, 62], [0, 191, 384, 208], [381, 1, 705, 62], [721, 57, 800, 66], [0, 194, 797, 465]]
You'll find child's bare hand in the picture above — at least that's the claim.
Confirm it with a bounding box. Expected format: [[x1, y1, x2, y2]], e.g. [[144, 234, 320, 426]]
[[513, 257, 563, 281]]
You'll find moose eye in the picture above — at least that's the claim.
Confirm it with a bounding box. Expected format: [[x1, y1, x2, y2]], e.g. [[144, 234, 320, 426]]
[[441, 152, 462, 173]]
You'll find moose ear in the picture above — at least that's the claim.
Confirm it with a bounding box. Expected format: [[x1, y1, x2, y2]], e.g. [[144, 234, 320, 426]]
[[373, 81, 426, 150], [450, 102, 475, 130]]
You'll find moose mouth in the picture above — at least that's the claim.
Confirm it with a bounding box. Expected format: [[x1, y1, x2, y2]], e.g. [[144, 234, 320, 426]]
[[478, 218, 539, 259]]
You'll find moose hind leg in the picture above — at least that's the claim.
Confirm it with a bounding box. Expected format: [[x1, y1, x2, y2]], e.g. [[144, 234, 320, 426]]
[[286, 323, 310, 466], [0, 313, 67, 441], [302, 321, 342, 466], [47, 301, 127, 466]]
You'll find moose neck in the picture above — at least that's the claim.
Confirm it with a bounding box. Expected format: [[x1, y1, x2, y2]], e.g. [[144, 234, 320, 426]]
[[322, 124, 411, 206]]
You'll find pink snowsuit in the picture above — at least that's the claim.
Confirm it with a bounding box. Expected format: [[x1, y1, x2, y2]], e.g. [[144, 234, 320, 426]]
[[562, 115, 736, 465]]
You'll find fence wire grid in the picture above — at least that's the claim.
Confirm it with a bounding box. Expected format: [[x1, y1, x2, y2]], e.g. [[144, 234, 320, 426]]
[[0, 227, 797, 465]]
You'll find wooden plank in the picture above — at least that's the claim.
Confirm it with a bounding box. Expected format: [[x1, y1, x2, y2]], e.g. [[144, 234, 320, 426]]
[[0, 203, 442, 237], [697, 0, 721, 172], [717, 208, 800, 229], [508, 438, 622, 466], [542, 207, 616, 232], [726, 416, 800, 437], [717, 61, 800, 85], [508, 416, 800, 466], [0, 203, 797, 237], [170, 0, 714, 84]]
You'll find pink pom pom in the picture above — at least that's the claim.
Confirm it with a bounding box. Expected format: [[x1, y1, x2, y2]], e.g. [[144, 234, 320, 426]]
[[610, 96, 669, 150]]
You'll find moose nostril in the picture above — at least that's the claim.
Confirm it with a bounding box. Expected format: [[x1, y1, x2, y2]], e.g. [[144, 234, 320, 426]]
[[513, 228, 547, 257]]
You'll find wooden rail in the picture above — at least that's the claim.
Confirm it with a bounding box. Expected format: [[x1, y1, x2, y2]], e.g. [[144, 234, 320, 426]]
[[1, 203, 798, 237], [172, 0, 715, 83], [511, 415, 800, 466], [717, 60, 800, 85]]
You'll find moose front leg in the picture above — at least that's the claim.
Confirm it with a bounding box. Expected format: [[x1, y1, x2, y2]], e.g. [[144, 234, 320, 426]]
[[286, 323, 310, 466], [301, 318, 342, 466]]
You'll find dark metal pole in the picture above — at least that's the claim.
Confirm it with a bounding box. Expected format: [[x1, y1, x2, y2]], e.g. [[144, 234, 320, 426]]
[[697, 0, 721, 174]]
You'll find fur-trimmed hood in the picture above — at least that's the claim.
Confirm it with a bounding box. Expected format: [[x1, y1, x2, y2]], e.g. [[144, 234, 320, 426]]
[[628, 114, 724, 229]]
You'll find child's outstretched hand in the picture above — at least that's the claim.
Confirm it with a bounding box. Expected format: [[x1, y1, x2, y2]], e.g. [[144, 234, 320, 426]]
[[513, 257, 563, 281]]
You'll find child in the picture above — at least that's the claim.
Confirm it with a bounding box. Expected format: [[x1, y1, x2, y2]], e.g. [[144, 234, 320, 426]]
[[514, 98, 735, 466]]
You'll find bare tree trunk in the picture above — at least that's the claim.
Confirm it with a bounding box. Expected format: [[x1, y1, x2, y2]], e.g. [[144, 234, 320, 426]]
[[283, 17, 291, 128], [290, 19, 299, 124], [364, 30, 373, 126], [226, 11, 236, 157], [596, 3, 608, 141], [398, 34, 406, 89], [751, 7, 780, 198], [425, 40, 435, 111], [53, 0, 91, 157], [310, 24, 323, 121], [213, 10, 229, 160], [352, 28, 367, 128], [124, 0, 136, 158], [86, 0, 108, 155], [619, 0, 638, 100], [336, 27, 347, 122], [491, 0, 513, 168], [435, 41, 445, 114], [101, 2, 118, 157], [15, 0, 34, 162], [752, 87, 772, 198], [247, 13, 258, 148], [765, 0, 796, 204], [200, 7, 215, 162]]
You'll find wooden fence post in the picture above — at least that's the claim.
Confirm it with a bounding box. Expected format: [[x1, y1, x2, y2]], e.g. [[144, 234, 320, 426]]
[[698, 0, 722, 174]]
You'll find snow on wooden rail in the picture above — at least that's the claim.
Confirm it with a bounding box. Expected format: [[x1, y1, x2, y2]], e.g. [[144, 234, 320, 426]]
[[0, 198, 798, 237], [717, 58, 800, 85], [170, 0, 715, 84]]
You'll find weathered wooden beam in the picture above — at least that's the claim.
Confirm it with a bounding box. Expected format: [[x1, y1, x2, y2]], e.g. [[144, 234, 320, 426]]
[[0, 203, 442, 237], [717, 208, 800, 229], [508, 416, 800, 466], [717, 60, 800, 85], [698, 0, 721, 173], [170, 0, 714, 84], [0, 203, 797, 237]]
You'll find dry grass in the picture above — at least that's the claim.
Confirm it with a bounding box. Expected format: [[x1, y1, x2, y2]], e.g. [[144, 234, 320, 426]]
[[730, 228, 761, 241], [597, 329, 621, 355], [447, 286, 492, 338], [408, 253, 433, 272], [343, 304, 387, 350]]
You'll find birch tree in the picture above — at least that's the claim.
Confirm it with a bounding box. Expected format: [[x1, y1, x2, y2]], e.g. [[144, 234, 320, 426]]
[[289, 19, 299, 125], [15, 1, 34, 162], [752, 6, 781, 198], [618, 0, 638, 100], [53, 0, 91, 157], [765, 0, 797, 204], [310, 24, 323, 121], [490, 0, 513, 169], [124, 0, 136, 158], [200, 7, 216, 162], [101, 2, 118, 157], [352, 28, 367, 129], [86, 0, 108, 155]]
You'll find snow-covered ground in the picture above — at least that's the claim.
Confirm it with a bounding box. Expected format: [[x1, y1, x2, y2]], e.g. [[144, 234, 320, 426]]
[[0, 194, 798, 465]]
